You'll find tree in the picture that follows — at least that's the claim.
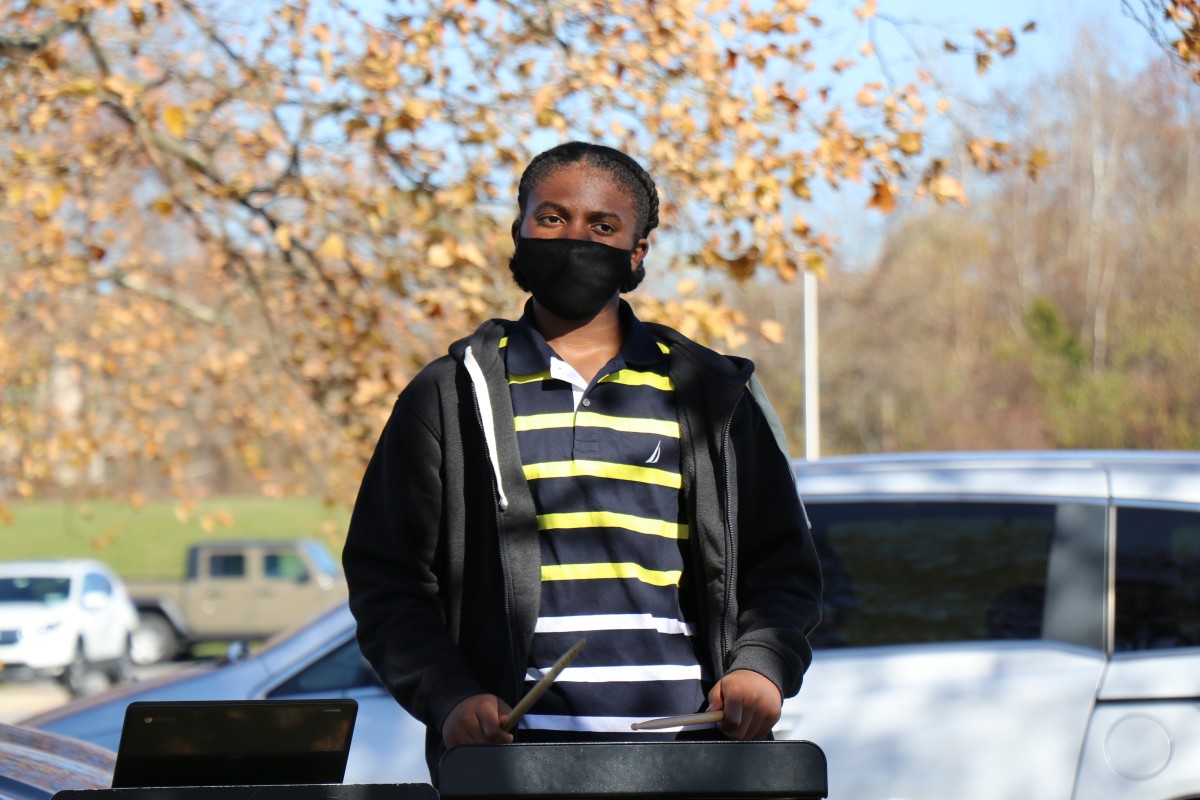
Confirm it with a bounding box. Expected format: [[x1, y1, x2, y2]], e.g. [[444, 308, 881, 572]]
[[1124, 0, 1200, 80], [0, 0, 1029, 511], [736, 33, 1200, 454]]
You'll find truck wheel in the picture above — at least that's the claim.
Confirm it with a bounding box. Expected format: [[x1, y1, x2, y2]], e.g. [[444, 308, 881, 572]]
[[59, 642, 89, 696], [106, 635, 133, 684], [130, 613, 179, 665]]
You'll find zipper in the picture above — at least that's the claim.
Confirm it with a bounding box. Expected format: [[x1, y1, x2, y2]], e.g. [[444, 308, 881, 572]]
[[719, 392, 743, 665], [468, 379, 520, 692]]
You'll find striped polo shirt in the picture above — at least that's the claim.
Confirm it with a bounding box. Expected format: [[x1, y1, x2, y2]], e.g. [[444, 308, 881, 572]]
[[504, 302, 709, 740]]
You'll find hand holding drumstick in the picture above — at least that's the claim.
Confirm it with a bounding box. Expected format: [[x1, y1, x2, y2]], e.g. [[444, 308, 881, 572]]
[[632, 670, 781, 740], [501, 638, 587, 733], [631, 710, 725, 730], [442, 639, 585, 747]]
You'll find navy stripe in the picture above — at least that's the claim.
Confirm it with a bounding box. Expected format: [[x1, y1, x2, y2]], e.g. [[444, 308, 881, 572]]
[[510, 381, 678, 418], [531, 629, 701, 668], [538, 577, 688, 618], [538, 529, 687, 570], [525, 682, 707, 718], [517, 431, 680, 468], [508, 381, 574, 412], [530, 479, 683, 524]]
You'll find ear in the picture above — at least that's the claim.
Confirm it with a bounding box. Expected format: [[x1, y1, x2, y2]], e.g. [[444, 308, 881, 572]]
[[511, 218, 522, 247], [631, 237, 649, 271]]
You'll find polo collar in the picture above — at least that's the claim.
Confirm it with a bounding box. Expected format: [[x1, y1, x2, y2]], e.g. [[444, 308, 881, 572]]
[[505, 299, 667, 374]]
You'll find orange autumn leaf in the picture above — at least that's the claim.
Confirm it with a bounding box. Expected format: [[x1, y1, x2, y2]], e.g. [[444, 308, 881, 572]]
[[867, 180, 896, 213], [759, 319, 786, 344]]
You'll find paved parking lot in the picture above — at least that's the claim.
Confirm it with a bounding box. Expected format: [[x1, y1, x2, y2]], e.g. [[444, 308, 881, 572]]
[[1, 663, 188, 724], [0, 680, 71, 723]]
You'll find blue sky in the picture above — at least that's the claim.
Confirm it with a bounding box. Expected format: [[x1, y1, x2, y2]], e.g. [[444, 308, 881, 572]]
[[865, 0, 1159, 92], [343, 0, 1171, 267], [794, 0, 1169, 267]]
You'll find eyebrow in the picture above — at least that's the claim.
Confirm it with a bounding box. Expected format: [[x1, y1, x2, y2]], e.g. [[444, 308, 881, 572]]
[[533, 201, 624, 224]]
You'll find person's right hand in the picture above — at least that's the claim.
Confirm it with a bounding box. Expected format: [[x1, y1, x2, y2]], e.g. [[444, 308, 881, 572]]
[[442, 693, 514, 748]]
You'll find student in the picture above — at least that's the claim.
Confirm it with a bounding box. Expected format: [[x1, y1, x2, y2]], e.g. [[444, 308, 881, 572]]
[[343, 141, 822, 778]]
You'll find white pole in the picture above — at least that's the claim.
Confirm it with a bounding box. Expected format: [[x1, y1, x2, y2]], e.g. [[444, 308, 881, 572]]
[[803, 269, 820, 461]]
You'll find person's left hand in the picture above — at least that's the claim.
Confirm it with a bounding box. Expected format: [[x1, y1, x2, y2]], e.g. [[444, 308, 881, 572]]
[[706, 669, 782, 740]]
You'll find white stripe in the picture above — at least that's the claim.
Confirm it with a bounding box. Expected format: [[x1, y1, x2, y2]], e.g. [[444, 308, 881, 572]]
[[524, 664, 702, 683], [534, 614, 694, 636], [519, 714, 718, 733]]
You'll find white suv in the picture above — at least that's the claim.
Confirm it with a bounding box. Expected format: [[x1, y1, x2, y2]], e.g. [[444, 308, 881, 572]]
[[0, 559, 139, 695], [783, 450, 1200, 800]]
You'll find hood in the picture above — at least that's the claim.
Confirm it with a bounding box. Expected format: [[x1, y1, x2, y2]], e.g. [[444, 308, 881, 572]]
[[0, 722, 115, 794], [0, 605, 69, 629]]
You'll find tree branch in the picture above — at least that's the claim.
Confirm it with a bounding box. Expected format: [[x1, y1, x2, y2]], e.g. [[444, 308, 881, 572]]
[[0, 20, 76, 58], [114, 273, 219, 324]]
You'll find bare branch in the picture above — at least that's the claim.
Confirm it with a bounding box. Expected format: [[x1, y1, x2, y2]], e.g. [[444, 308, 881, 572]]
[[114, 273, 219, 324], [0, 20, 76, 57]]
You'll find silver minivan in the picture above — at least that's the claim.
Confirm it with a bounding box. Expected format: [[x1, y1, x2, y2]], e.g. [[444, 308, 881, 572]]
[[784, 450, 1200, 800]]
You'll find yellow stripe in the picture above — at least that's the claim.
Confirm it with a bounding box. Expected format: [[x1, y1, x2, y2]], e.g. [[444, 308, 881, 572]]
[[523, 460, 681, 489], [514, 413, 574, 431], [578, 412, 680, 436], [541, 562, 683, 586], [499, 337, 508, 348], [507, 370, 553, 385], [514, 412, 679, 437], [657, 342, 670, 354], [598, 369, 674, 391], [537, 510, 688, 539]]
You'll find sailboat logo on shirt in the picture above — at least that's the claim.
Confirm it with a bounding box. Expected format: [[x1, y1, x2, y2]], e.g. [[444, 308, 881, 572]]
[[645, 441, 662, 465]]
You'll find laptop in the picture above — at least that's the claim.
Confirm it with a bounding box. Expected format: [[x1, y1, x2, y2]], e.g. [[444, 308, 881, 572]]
[[111, 699, 358, 788]]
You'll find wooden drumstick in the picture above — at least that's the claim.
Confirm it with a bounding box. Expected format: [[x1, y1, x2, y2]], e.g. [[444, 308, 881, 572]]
[[631, 710, 725, 730], [501, 638, 586, 733]]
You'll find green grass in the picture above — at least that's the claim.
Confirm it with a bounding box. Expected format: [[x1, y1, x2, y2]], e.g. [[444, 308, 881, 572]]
[[0, 496, 350, 578]]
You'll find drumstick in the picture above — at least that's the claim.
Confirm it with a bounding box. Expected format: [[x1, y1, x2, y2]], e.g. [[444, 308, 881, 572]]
[[631, 710, 725, 731], [501, 638, 586, 733]]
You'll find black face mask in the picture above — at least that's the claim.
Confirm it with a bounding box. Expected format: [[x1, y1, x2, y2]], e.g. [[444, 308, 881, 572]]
[[509, 237, 634, 320]]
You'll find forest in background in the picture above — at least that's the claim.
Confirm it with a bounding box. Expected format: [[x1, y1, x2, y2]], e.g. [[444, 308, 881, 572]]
[[742, 34, 1200, 456], [2, 0, 1199, 517]]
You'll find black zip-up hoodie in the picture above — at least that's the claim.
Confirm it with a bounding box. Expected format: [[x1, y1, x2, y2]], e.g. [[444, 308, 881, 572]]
[[343, 309, 823, 775]]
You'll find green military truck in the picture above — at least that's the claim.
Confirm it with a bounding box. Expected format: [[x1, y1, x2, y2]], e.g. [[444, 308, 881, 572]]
[[126, 538, 347, 664]]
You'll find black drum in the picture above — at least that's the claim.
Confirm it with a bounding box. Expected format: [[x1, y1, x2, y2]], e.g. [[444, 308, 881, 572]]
[[438, 740, 827, 799]]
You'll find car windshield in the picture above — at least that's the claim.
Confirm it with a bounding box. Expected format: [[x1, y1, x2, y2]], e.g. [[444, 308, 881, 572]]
[[227, 601, 350, 664], [0, 576, 71, 605]]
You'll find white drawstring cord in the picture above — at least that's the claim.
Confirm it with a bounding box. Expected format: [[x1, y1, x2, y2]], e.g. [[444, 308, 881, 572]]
[[463, 346, 509, 511]]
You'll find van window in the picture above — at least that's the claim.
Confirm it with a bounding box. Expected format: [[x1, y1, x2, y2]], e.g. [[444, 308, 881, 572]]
[[806, 502, 1055, 648], [209, 553, 246, 578], [264, 551, 309, 582], [1114, 507, 1200, 651]]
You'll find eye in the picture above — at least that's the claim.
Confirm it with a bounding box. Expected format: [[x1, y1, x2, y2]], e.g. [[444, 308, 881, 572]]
[[536, 213, 564, 225], [593, 222, 616, 234]]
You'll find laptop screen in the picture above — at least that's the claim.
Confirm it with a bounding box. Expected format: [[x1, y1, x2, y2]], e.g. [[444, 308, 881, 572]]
[[111, 699, 358, 788]]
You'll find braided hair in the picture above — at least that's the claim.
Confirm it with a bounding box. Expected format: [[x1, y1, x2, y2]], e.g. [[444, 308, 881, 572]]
[[513, 141, 660, 293]]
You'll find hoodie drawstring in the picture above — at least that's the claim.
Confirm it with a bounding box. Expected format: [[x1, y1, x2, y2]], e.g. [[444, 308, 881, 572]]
[[463, 345, 510, 511]]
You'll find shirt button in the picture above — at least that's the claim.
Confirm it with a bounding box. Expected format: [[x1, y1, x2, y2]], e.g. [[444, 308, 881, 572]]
[[581, 399, 591, 407]]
